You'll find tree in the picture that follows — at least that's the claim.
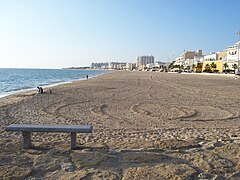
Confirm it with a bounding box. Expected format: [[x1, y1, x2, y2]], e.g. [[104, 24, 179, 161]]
[[210, 62, 217, 72], [232, 64, 238, 71], [192, 64, 196, 72], [180, 65, 184, 70], [163, 66, 167, 72], [223, 63, 228, 73], [174, 65, 180, 69], [204, 64, 211, 73], [168, 62, 174, 70]]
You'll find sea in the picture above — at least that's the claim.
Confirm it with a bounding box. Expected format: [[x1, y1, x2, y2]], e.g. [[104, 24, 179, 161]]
[[0, 68, 108, 98]]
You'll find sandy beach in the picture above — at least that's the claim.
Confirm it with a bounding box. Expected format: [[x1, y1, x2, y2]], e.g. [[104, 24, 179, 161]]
[[0, 71, 240, 179]]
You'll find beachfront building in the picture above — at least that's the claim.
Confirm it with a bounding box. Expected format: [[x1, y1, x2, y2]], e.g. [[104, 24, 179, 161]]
[[109, 62, 127, 70], [173, 50, 203, 71], [201, 52, 227, 73], [91, 62, 109, 69], [185, 50, 203, 67], [155, 61, 166, 66], [154, 61, 167, 69], [174, 56, 184, 66], [218, 51, 227, 61], [183, 51, 195, 61], [204, 52, 218, 61], [126, 63, 136, 70], [146, 63, 155, 69], [226, 41, 240, 70], [136, 55, 154, 70]]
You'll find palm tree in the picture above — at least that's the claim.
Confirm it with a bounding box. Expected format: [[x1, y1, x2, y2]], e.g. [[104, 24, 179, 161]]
[[192, 64, 196, 72], [180, 65, 184, 71], [232, 64, 238, 72], [223, 63, 228, 74], [205, 64, 211, 73], [210, 62, 217, 72], [168, 62, 175, 70]]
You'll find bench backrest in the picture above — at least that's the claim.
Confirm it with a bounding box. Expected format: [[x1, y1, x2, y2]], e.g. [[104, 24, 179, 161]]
[[5, 124, 93, 133]]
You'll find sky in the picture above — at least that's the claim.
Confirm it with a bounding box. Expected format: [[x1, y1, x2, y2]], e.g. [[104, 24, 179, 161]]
[[0, 0, 240, 69]]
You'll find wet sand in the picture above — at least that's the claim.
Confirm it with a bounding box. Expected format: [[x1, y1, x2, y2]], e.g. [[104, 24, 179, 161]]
[[0, 71, 240, 179]]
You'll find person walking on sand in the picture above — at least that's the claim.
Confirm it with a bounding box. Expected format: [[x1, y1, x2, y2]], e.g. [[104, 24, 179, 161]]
[[86, 75, 88, 80]]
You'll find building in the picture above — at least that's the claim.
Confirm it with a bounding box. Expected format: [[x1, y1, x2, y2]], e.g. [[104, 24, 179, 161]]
[[218, 51, 227, 61], [202, 52, 219, 72], [136, 55, 154, 70], [204, 52, 218, 61], [109, 62, 127, 70], [91, 62, 109, 69], [183, 51, 195, 60], [201, 52, 226, 73], [226, 41, 240, 70], [174, 56, 184, 66], [174, 50, 203, 68], [201, 61, 223, 73], [126, 63, 136, 70]]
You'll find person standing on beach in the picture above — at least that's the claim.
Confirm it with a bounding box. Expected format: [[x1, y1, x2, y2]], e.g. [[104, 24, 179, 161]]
[[86, 75, 88, 80]]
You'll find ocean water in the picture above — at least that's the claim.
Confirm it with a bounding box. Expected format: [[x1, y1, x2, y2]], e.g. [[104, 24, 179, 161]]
[[0, 68, 108, 98]]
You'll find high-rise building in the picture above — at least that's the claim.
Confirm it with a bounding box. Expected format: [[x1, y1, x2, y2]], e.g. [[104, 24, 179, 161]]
[[136, 55, 154, 69]]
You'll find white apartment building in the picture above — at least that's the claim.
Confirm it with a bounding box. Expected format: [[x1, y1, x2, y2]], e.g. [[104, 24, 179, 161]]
[[126, 63, 136, 70], [174, 50, 203, 68], [174, 56, 184, 66], [226, 41, 240, 69], [194, 55, 204, 63], [184, 59, 195, 67], [136, 55, 154, 69], [146, 63, 155, 69], [204, 52, 218, 61], [109, 62, 127, 70]]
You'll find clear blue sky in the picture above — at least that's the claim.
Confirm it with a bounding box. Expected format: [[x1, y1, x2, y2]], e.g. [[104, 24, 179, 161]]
[[0, 0, 240, 68]]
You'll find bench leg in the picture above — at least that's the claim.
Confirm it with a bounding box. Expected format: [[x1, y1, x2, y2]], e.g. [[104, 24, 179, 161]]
[[70, 132, 77, 150], [22, 132, 31, 149]]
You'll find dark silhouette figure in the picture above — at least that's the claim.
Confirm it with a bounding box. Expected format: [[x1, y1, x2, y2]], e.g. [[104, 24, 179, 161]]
[[37, 87, 41, 93], [37, 87, 44, 94], [86, 75, 88, 80]]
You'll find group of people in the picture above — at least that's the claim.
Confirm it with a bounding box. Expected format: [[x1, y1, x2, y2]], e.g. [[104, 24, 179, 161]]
[[37, 87, 44, 94], [36, 75, 89, 94], [37, 87, 52, 94]]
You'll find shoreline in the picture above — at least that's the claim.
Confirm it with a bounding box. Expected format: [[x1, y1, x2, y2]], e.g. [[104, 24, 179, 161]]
[[0, 70, 110, 100]]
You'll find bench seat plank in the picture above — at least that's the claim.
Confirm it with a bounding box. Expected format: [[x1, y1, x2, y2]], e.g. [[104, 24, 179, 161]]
[[5, 124, 93, 133]]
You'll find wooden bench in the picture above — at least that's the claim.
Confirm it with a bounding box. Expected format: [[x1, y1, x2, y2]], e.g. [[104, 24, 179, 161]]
[[5, 124, 93, 150]]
